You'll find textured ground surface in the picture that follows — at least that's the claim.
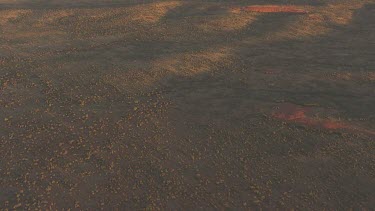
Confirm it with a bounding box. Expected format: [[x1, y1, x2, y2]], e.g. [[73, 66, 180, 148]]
[[1, 0, 375, 210]]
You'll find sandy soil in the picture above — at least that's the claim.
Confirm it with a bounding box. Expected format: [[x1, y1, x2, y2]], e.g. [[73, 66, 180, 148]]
[[1, 0, 374, 209]]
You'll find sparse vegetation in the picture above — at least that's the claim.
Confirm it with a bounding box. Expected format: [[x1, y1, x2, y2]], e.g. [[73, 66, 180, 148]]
[[1, 0, 374, 209]]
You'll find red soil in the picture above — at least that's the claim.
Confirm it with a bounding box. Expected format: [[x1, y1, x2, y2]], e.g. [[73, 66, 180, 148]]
[[238, 5, 308, 14], [272, 103, 358, 131]]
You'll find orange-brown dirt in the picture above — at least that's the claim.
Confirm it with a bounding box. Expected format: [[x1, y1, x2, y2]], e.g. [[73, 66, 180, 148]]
[[235, 5, 309, 14], [1, 0, 374, 210], [272, 103, 375, 135]]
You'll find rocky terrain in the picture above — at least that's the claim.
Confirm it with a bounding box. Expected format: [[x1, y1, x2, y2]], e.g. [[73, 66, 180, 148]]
[[1, 0, 374, 209]]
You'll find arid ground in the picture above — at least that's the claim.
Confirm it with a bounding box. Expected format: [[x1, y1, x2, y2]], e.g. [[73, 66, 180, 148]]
[[1, 0, 375, 210]]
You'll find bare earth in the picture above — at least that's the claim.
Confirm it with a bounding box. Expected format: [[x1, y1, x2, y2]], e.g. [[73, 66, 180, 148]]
[[1, 0, 374, 210]]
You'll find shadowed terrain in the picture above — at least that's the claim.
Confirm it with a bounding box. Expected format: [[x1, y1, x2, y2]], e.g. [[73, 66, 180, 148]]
[[1, 0, 374, 209]]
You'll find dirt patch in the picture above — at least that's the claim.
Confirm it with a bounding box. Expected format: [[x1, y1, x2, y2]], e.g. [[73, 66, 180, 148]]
[[272, 103, 375, 135], [1, 0, 374, 210], [236, 5, 309, 14]]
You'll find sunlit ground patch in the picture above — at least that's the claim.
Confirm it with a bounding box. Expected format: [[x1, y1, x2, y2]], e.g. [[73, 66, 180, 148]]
[[272, 103, 375, 135], [266, 1, 371, 40], [233, 5, 309, 14], [196, 13, 258, 32], [0, 9, 33, 25]]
